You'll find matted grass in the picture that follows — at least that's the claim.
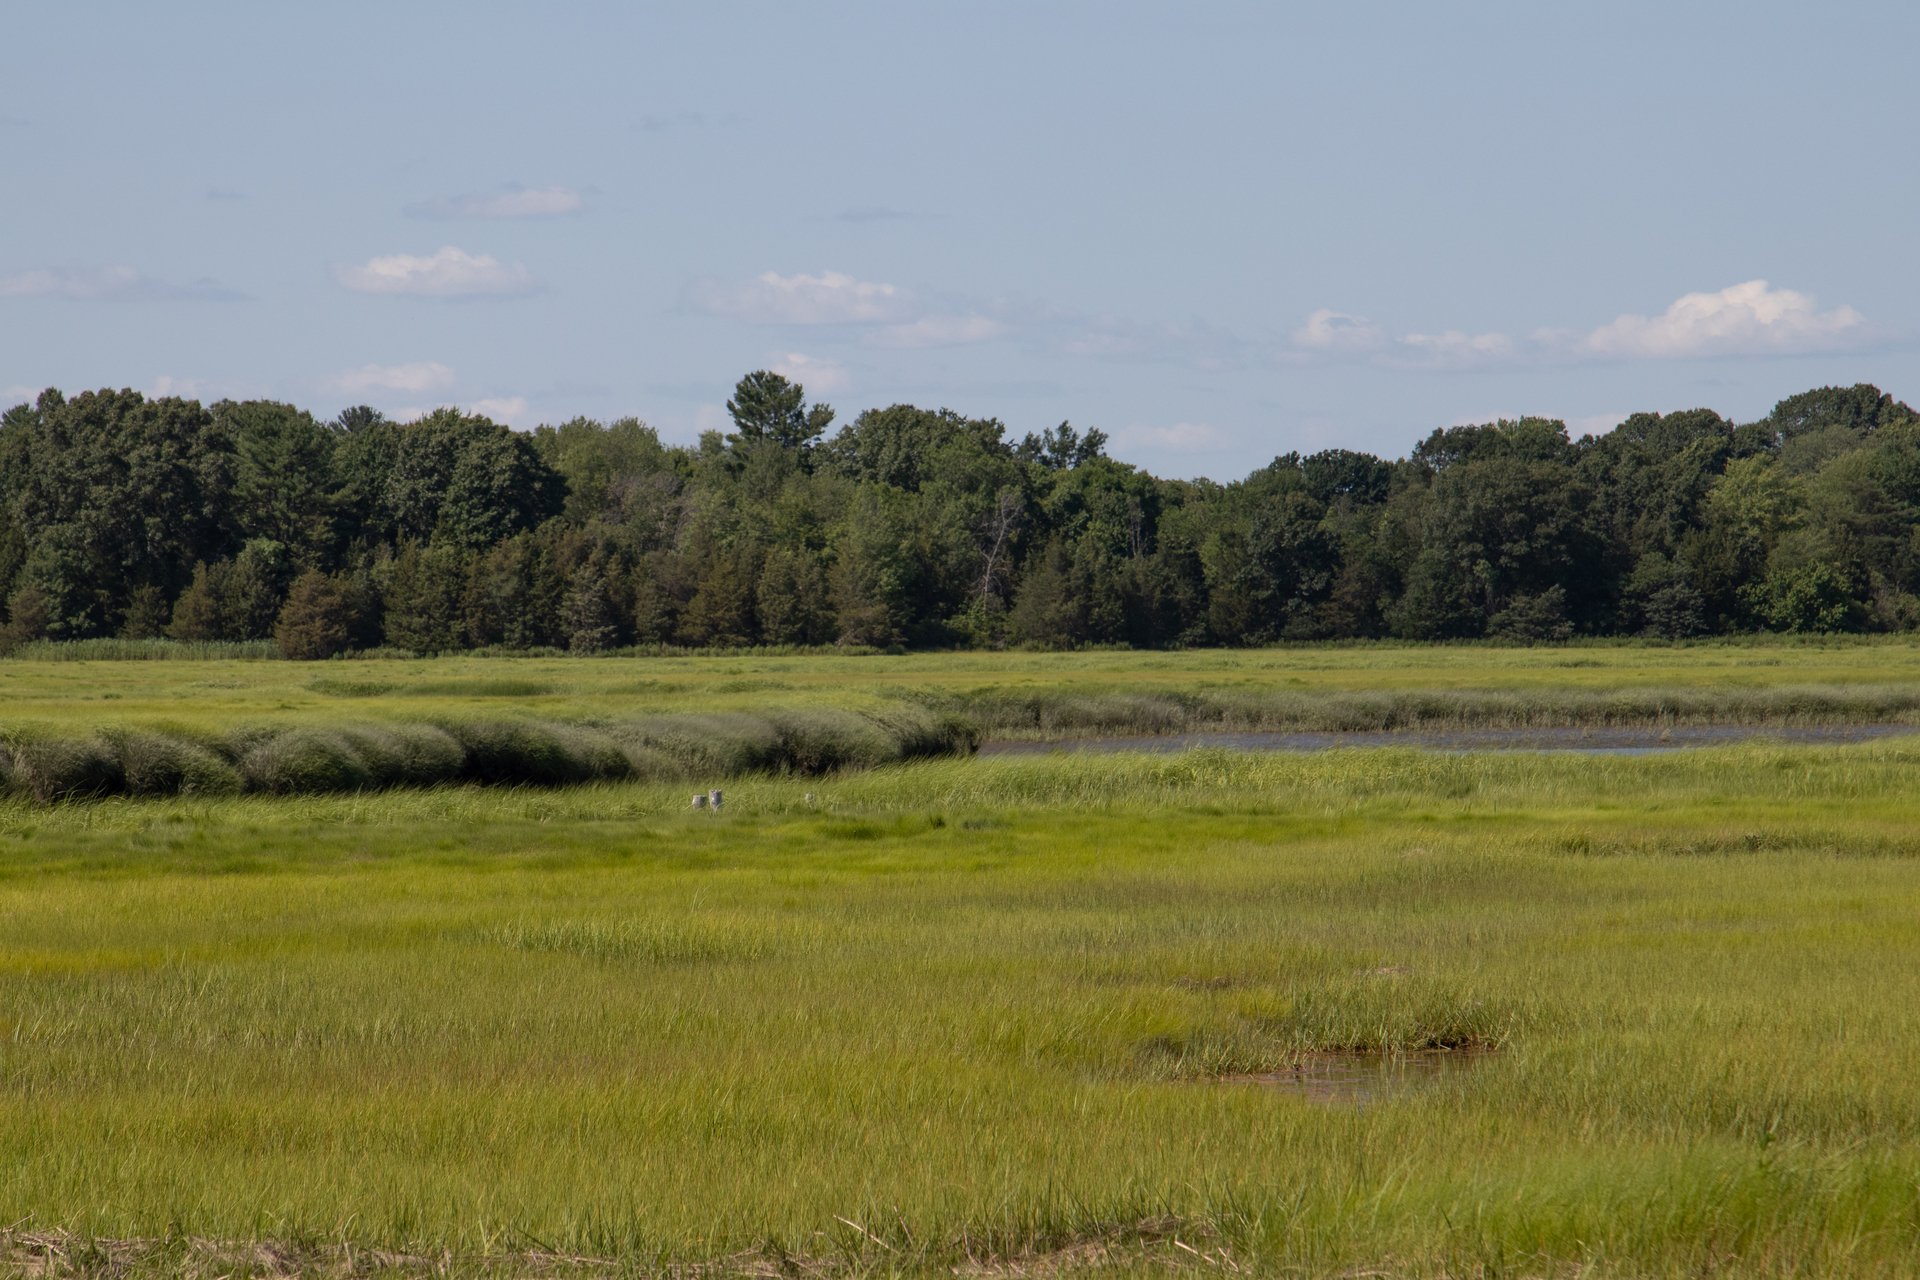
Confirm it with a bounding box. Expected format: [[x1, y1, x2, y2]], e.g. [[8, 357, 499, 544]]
[[5, 743, 1920, 1275], [9, 636, 1920, 740]]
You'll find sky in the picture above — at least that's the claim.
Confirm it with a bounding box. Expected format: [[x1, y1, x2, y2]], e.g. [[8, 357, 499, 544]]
[[3, 0, 1917, 480]]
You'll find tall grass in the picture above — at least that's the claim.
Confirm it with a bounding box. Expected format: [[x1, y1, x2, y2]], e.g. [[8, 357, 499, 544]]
[[0, 707, 976, 804], [936, 681, 1920, 738], [4, 744, 1920, 1274], [1, 637, 277, 661]]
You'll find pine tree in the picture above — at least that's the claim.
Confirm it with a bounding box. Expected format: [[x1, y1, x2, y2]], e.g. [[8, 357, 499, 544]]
[[381, 543, 466, 653], [755, 545, 831, 644], [678, 547, 756, 646], [0, 582, 50, 649], [166, 563, 225, 641], [119, 584, 171, 639], [560, 551, 621, 653], [274, 569, 355, 659], [629, 554, 679, 645]]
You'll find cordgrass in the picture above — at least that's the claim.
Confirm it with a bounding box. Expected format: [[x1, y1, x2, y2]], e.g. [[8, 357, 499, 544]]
[[5, 742, 1920, 1274], [10, 637, 1920, 741], [0, 708, 975, 803]]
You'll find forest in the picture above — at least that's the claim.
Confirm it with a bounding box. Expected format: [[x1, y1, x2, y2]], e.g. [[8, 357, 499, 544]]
[[0, 377, 1915, 657]]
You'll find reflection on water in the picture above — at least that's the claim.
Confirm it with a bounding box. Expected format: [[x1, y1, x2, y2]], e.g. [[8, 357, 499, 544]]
[[1220, 1050, 1490, 1107], [981, 724, 1920, 757]]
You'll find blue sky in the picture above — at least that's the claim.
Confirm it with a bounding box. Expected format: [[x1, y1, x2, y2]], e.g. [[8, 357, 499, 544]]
[[4, 1, 1916, 478]]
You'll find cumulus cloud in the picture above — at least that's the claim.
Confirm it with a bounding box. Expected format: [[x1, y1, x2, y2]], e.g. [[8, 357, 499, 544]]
[[470, 396, 530, 425], [770, 352, 850, 395], [688, 270, 910, 325], [0, 265, 243, 301], [149, 374, 210, 398], [867, 313, 1003, 349], [383, 399, 529, 427], [331, 362, 455, 395], [408, 184, 583, 220], [334, 247, 537, 298], [1291, 308, 1383, 353], [1583, 279, 1865, 359], [1395, 329, 1517, 369]]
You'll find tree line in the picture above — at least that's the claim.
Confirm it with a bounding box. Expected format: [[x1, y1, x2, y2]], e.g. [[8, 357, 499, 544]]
[[1, 376, 1916, 656]]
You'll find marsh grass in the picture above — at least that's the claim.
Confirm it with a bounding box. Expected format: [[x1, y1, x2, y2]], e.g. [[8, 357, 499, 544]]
[[9, 645, 1920, 1273], [6, 744, 1920, 1274], [2, 638, 277, 661], [0, 707, 974, 803], [482, 918, 772, 965], [938, 680, 1920, 738]]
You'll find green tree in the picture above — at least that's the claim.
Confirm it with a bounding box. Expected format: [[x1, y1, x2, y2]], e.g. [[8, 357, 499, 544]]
[[560, 549, 623, 653], [381, 543, 468, 653], [274, 569, 357, 659], [755, 545, 832, 645], [727, 371, 834, 455], [219, 539, 291, 640], [215, 399, 340, 565], [166, 563, 224, 641]]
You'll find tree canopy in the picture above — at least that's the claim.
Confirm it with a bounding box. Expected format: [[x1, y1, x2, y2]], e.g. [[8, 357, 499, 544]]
[[3, 376, 1917, 653]]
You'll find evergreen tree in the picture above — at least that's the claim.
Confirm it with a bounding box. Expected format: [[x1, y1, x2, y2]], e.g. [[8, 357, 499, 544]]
[[560, 550, 622, 653], [274, 569, 356, 659], [166, 563, 225, 641], [0, 582, 50, 648], [755, 545, 832, 645], [381, 543, 467, 653], [119, 584, 171, 639]]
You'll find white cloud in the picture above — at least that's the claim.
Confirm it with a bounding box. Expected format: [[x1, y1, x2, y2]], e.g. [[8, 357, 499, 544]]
[[4, 383, 41, 404], [770, 352, 850, 395], [692, 403, 732, 435], [470, 396, 529, 425], [331, 361, 455, 395], [0, 265, 241, 301], [1291, 308, 1383, 353], [148, 374, 209, 398], [1395, 329, 1517, 369], [334, 246, 537, 298], [1583, 279, 1865, 359], [1116, 421, 1228, 452], [867, 313, 1003, 349], [687, 270, 910, 325], [409, 184, 583, 219], [383, 402, 527, 426]]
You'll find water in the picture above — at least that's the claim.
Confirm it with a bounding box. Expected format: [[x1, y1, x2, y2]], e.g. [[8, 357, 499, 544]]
[[1219, 1050, 1491, 1107], [979, 723, 1920, 758]]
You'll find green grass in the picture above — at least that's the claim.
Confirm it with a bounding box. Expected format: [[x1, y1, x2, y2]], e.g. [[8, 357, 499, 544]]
[[5, 635, 1920, 733], [6, 741, 1920, 1275], [0, 708, 974, 803]]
